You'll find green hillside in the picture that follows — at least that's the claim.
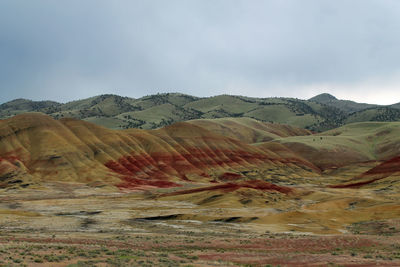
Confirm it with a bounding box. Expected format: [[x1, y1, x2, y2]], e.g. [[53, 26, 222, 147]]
[[1, 92, 399, 132], [345, 107, 400, 123]]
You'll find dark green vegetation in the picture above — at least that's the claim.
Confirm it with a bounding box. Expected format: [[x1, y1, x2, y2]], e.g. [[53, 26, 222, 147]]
[[1, 93, 400, 132]]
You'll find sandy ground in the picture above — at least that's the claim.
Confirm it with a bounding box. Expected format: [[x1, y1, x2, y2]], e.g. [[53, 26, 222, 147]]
[[1, 182, 400, 266]]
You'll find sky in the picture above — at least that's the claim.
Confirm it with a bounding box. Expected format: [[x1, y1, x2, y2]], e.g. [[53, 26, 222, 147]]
[[1, 0, 400, 105]]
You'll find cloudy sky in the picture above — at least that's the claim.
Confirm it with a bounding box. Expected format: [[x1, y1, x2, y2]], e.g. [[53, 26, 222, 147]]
[[1, 0, 400, 104]]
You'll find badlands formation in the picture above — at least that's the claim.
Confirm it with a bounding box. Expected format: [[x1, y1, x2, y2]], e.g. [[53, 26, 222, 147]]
[[1, 112, 400, 266]]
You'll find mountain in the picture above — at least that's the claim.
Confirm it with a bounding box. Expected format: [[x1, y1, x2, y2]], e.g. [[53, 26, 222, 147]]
[[1, 92, 399, 132], [309, 93, 378, 113], [308, 94, 400, 127]]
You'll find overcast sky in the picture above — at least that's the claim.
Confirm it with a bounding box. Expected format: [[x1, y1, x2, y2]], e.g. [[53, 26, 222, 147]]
[[1, 0, 400, 104]]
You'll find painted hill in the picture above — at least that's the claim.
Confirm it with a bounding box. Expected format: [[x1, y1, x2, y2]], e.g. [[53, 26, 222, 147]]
[[2, 92, 399, 132], [2, 113, 400, 237], [0, 113, 316, 189]]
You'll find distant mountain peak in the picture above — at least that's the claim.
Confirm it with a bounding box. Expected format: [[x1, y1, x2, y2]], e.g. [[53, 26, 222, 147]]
[[309, 93, 338, 102]]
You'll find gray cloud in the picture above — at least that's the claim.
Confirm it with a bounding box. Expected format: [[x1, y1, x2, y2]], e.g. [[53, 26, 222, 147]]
[[1, 0, 400, 104]]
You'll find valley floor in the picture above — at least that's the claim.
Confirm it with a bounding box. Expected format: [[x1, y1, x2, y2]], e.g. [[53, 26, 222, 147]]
[[1, 182, 400, 266], [2, 228, 400, 266]]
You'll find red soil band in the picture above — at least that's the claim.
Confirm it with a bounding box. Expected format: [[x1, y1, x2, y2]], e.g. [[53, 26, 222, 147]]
[[240, 180, 293, 194], [160, 180, 293, 197], [0, 155, 21, 163], [329, 178, 382, 188], [104, 148, 275, 189], [117, 176, 181, 189], [219, 172, 243, 181], [160, 183, 241, 196], [329, 156, 400, 188], [361, 156, 400, 176], [104, 149, 269, 176]]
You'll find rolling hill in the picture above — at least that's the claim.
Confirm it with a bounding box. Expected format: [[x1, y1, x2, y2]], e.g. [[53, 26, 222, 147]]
[[2, 92, 399, 132]]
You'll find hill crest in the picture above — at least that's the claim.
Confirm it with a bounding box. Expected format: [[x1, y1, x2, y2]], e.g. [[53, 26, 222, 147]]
[[309, 93, 338, 102]]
